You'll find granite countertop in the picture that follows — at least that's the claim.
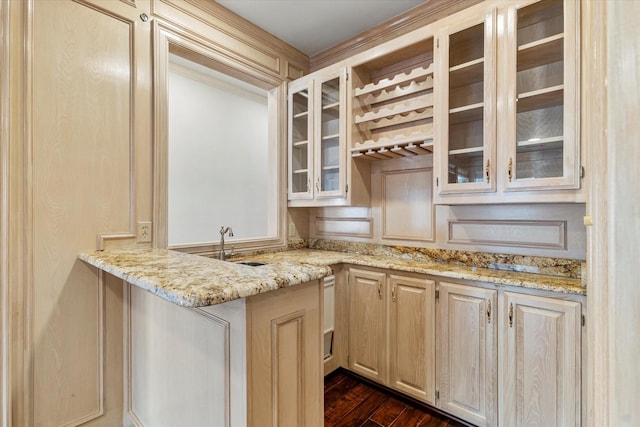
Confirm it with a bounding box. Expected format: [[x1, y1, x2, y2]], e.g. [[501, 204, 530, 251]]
[[232, 249, 586, 296], [78, 248, 333, 307], [79, 247, 584, 308]]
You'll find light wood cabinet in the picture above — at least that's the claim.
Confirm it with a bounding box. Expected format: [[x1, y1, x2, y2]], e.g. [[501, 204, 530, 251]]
[[499, 291, 582, 427], [388, 274, 436, 404], [247, 280, 323, 427], [437, 281, 498, 427], [288, 68, 349, 204], [434, 0, 582, 204], [502, 0, 580, 192], [347, 268, 436, 403], [347, 268, 387, 382], [434, 4, 497, 195]]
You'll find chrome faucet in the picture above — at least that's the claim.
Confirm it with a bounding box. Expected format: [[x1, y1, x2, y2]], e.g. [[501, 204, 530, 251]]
[[219, 226, 234, 260]]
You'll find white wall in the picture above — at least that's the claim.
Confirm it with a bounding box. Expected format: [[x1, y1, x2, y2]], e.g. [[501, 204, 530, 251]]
[[168, 58, 270, 246]]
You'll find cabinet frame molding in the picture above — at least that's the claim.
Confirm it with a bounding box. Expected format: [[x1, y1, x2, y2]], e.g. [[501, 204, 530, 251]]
[[152, 19, 288, 254]]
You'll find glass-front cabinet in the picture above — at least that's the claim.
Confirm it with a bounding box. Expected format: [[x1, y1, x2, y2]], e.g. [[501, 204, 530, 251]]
[[435, 0, 581, 203], [435, 6, 497, 195], [503, 0, 580, 191], [288, 79, 314, 200], [288, 68, 347, 205]]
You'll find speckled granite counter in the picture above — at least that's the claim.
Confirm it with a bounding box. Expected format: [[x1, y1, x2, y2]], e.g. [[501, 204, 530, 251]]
[[232, 249, 586, 296], [79, 248, 333, 307]]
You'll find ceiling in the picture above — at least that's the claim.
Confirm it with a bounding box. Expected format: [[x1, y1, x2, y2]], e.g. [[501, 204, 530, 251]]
[[215, 0, 427, 57]]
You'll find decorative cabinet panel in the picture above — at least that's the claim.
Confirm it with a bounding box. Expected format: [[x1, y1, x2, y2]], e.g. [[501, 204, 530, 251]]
[[288, 68, 348, 205], [347, 268, 436, 403], [434, 0, 582, 204], [500, 291, 582, 427], [437, 281, 498, 427]]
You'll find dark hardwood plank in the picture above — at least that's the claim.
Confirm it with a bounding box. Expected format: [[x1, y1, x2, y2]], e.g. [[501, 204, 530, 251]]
[[332, 388, 388, 427], [324, 370, 473, 427], [325, 382, 375, 425], [390, 406, 428, 426], [369, 396, 408, 426], [324, 375, 360, 408]]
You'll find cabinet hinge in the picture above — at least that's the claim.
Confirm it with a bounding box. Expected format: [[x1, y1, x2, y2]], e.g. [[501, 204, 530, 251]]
[[435, 289, 440, 299], [580, 166, 585, 179], [582, 314, 586, 326], [435, 388, 440, 400]]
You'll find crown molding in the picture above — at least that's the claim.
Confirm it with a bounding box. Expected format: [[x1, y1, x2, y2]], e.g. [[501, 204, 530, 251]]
[[309, 0, 482, 72]]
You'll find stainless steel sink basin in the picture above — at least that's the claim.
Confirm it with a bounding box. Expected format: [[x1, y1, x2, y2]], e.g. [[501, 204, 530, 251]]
[[234, 260, 267, 267]]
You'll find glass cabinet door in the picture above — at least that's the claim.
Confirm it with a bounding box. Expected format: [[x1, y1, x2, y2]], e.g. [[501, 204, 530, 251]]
[[436, 8, 497, 195], [288, 79, 314, 200], [314, 69, 346, 199], [504, 0, 579, 190]]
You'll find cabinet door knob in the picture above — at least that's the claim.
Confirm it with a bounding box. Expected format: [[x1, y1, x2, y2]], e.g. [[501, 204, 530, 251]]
[[485, 159, 490, 183], [509, 302, 514, 327], [508, 157, 513, 182]]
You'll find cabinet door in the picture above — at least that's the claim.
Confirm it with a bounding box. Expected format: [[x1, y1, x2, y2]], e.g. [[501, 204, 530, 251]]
[[435, 5, 497, 195], [389, 275, 436, 404], [438, 282, 497, 427], [247, 280, 323, 427], [502, 0, 580, 191], [348, 268, 387, 383], [500, 292, 581, 427], [314, 68, 347, 199], [288, 78, 314, 200]]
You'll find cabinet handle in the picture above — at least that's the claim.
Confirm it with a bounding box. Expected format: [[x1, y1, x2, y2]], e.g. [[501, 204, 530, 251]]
[[508, 303, 514, 327], [315, 177, 320, 193], [508, 157, 513, 182], [307, 178, 311, 193], [392, 284, 397, 303], [377, 282, 382, 300], [485, 159, 490, 183], [487, 300, 491, 323]]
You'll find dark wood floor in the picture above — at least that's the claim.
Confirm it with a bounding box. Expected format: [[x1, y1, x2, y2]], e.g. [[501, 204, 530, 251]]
[[324, 370, 470, 427]]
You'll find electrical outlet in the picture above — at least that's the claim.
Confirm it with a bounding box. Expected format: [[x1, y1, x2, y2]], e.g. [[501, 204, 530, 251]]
[[288, 222, 296, 237], [137, 221, 152, 243]]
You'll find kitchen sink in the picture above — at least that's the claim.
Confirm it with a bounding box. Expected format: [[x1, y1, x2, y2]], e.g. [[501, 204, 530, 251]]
[[234, 260, 267, 267]]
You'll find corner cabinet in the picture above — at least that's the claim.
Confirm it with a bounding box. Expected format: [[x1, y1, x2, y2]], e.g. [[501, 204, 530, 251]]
[[288, 68, 349, 205], [434, 0, 582, 204]]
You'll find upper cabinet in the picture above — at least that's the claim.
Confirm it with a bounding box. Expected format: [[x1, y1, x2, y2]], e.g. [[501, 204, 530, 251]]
[[288, 68, 371, 207], [503, 0, 580, 191], [434, 6, 497, 195], [434, 0, 582, 204]]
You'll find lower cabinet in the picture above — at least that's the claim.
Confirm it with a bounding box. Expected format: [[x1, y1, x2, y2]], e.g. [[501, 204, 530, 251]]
[[499, 291, 582, 427], [348, 268, 437, 403], [438, 282, 498, 427], [344, 267, 584, 427]]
